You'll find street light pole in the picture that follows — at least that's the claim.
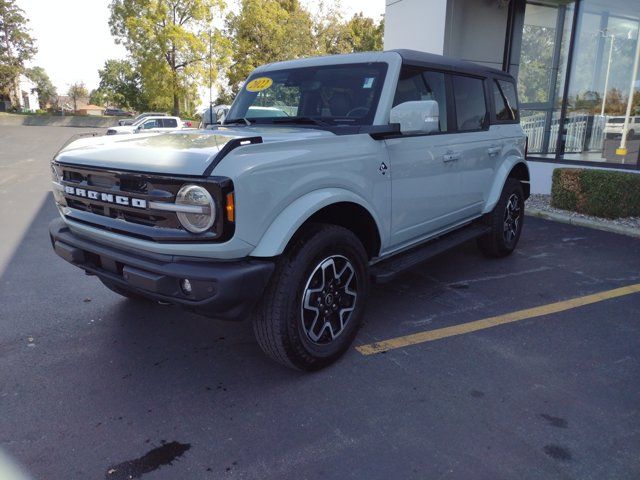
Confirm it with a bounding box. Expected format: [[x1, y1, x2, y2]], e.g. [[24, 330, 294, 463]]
[[616, 29, 640, 160], [600, 33, 615, 117], [209, 29, 214, 128]]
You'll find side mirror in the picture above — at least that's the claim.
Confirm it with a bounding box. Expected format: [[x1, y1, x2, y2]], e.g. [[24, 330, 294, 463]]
[[390, 100, 439, 135]]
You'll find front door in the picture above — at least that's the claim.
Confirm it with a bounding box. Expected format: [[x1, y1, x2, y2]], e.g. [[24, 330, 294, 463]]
[[386, 135, 463, 248], [386, 66, 467, 248]]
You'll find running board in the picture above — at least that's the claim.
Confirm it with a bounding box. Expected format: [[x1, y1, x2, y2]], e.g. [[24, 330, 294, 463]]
[[370, 224, 491, 284]]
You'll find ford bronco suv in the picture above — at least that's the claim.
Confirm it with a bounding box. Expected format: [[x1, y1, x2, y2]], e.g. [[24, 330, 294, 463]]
[[49, 50, 529, 370]]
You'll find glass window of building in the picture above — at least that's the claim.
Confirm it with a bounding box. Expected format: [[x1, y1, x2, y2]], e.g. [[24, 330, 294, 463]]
[[513, 0, 640, 167]]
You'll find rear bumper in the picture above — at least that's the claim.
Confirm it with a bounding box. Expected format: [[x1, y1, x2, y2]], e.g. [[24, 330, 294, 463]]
[[49, 218, 274, 320]]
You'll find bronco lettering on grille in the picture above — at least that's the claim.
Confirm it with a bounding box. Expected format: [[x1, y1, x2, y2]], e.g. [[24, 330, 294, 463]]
[[63, 185, 147, 209]]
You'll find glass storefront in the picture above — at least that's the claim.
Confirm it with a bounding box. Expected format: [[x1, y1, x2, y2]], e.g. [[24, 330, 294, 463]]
[[511, 0, 640, 167]]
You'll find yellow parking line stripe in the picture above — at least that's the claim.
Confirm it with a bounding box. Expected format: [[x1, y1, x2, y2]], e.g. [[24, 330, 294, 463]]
[[356, 283, 640, 356]]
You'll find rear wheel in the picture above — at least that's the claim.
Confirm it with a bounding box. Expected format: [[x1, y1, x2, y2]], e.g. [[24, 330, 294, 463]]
[[252, 224, 369, 371], [477, 178, 525, 257]]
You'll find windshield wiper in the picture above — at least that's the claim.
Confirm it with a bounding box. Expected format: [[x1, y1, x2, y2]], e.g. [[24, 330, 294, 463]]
[[271, 117, 332, 127], [224, 117, 252, 125]]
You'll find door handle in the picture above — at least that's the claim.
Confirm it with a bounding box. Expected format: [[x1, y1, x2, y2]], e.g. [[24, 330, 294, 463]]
[[443, 152, 460, 163], [487, 145, 501, 156]]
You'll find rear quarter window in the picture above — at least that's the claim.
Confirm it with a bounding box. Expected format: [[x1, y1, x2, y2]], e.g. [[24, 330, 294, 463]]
[[492, 79, 518, 122]]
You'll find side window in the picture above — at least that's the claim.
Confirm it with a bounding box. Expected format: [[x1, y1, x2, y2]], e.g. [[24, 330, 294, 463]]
[[452, 75, 487, 132], [493, 79, 518, 121], [142, 119, 158, 129], [162, 118, 178, 128], [392, 66, 448, 132]]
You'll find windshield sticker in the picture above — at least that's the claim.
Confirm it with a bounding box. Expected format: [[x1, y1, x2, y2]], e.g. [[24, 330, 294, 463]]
[[246, 77, 273, 92], [362, 77, 375, 89]]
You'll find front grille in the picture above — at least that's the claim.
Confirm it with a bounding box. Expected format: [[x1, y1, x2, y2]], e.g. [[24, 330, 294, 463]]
[[53, 162, 234, 242]]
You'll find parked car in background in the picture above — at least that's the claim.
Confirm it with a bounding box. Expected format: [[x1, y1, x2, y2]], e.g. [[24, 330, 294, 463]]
[[105, 116, 185, 135], [200, 104, 230, 128], [118, 112, 168, 126], [604, 116, 640, 139], [104, 108, 134, 117], [199, 105, 288, 128]]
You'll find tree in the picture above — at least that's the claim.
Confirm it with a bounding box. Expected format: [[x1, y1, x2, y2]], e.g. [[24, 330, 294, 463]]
[[225, 1, 383, 94], [67, 82, 88, 112], [343, 13, 383, 52], [517, 24, 556, 105], [109, 0, 226, 116], [95, 59, 145, 110], [89, 88, 105, 106], [0, 0, 37, 104], [314, 8, 383, 55], [226, 0, 316, 94], [26, 66, 56, 107]]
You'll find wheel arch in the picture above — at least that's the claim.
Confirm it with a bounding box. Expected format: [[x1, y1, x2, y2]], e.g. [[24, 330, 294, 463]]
[[482, 158, 530, 214], [250, 188, 383, 259]]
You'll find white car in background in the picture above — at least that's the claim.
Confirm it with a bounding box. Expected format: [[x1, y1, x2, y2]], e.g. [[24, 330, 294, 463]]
[[200, 105, 289, 128], [106, 116, 185, 136], [604, 116, 640, 139]]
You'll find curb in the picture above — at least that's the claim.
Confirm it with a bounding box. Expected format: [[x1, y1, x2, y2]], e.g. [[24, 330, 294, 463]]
[[526, 207, 640, 239]]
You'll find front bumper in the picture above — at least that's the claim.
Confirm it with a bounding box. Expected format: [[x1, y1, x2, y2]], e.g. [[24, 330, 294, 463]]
[[49, 218, 274, 320]]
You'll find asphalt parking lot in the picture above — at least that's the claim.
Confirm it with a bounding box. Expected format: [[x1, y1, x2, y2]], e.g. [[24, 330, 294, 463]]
[[1, 125, 640, 480]]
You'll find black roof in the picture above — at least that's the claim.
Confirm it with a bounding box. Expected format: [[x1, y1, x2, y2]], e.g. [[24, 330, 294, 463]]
[[391, 49, 514, 80]]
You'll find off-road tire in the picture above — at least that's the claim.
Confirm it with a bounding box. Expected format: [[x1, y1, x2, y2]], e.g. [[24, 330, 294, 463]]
[[99, 278, 150, 301], [477, 178, 525, 258], [252, 224, 369, 371]]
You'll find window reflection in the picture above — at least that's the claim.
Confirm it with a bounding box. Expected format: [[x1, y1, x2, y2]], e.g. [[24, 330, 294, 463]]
[[515, 0, 640, 166]]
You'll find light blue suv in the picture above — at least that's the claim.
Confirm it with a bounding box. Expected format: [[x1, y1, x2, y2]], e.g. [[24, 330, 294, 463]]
[[49, 50, 529, 370]]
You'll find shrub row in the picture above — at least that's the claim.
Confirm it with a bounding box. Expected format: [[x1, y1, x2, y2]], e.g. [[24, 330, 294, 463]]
[[551, 168, 640, 219]]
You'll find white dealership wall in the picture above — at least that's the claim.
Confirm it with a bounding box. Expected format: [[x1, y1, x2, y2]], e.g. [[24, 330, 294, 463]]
[[384, 0, 510, 64], [384, 0, 447, 54]]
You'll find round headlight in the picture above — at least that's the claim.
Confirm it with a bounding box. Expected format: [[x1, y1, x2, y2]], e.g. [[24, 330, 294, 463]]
[[175, 184, 216, 233]]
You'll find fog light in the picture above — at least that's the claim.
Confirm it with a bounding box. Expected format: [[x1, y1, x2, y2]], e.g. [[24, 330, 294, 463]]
[[181, 279, 192, 295]]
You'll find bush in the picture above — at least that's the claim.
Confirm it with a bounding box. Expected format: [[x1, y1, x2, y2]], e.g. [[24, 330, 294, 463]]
[[551, 168, 640, 219]]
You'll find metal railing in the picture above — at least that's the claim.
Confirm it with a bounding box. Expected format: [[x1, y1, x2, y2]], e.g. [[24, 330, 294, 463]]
[[521, 111, 607, 154]]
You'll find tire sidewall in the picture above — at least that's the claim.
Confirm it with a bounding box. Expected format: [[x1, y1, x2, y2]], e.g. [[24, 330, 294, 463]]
[[499, 179, 525, 252], [283, 227, 369, 368]]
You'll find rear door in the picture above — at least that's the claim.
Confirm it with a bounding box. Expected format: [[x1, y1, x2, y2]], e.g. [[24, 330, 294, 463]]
[[447, 74, 494, 217], [161, 118, 179, 130]]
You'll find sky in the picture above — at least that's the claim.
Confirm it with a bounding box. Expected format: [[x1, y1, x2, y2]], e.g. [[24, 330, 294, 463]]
[[16, 0, 385, 94]]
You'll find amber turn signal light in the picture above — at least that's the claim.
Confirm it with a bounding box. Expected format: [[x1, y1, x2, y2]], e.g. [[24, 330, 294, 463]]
[[226, 192, 235, 222]]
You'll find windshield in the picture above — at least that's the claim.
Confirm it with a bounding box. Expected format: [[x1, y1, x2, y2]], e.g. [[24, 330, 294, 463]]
[[225, 62, 388, 126], [132, 116, 148, 126]]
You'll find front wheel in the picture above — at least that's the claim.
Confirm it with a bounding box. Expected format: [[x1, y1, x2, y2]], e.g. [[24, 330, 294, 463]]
[[252, 224, 369, 371], [477, 178, 525, 257]]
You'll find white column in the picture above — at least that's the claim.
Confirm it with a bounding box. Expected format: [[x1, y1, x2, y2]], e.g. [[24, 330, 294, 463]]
[[384, 0, 448, 54]]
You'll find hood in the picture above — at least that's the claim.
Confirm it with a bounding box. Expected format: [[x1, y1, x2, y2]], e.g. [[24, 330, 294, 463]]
[[107, 125, 136, 134], [55, 126, 334, 176]]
